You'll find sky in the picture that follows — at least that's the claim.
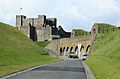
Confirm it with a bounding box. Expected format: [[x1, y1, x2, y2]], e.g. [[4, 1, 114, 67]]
[[0, 0, 120, 31]]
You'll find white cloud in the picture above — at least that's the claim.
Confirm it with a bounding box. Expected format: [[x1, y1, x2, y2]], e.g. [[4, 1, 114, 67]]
[[0, 0, 120, 31], [45, 0, 120, 31], [0, 10, 16, 25]]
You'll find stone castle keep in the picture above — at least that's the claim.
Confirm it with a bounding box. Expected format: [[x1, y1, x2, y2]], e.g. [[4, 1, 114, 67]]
[[16, 15, 71, 41]]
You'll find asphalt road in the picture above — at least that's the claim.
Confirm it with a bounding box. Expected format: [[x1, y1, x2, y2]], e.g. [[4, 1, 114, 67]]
[[5, 60, 87, 79]]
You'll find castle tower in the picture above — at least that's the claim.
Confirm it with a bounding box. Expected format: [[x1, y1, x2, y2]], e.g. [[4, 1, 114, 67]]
[[36, 15, 46, 41], [38, 15, 46, 26], [16, 15, 69, 42], [16, 15, 26, 30]]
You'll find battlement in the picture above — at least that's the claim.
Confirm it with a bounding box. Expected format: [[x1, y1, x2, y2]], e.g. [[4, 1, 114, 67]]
[[46, 18, 57, 27], [16, 15, 71, 41]]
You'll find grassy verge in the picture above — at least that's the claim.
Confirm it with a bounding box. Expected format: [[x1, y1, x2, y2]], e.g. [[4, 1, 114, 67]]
[[0, 22, 62, 77], [86, 30, 120, 79]]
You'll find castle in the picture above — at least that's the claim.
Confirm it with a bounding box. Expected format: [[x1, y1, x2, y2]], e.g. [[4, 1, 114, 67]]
[[16, 15, 71, 41]]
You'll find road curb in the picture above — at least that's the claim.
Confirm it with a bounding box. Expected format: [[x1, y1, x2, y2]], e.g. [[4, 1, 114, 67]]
[[82, 61, 96, 79], [0, 61, 65, 79]]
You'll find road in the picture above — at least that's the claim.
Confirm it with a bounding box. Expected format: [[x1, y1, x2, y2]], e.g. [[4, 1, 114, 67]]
[[5, 60, 87, 79]]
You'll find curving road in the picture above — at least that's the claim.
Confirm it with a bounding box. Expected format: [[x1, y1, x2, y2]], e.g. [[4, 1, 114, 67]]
[[5, 60, 87, 79]]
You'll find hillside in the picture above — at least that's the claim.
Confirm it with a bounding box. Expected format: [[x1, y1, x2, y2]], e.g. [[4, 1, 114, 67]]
[[0, 22, 61, 77], [94, 23, 118, 33], [35, 41, 50, 47], [73, 29, 89, 36], [86, 24, 120, 79]]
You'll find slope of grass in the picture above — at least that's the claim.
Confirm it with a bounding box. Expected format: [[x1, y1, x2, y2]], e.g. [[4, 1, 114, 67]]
[[95, 23, 118, 33], [35, 41, 50, 47], [73, 29, 89, 36], [86, 29, 120, 79], [0, 22, 62, 77]]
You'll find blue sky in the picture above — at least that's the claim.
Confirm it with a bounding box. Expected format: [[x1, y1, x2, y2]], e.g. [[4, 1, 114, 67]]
[[0, 0, 120, 31]]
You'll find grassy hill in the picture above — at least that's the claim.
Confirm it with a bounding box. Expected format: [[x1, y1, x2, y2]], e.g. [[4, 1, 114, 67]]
[[0, 22, 61, 77], [86, 24, 120, 79], [35, 41, 50, 48], [94, 23, 118, 33], [73, 29, 89, 36]]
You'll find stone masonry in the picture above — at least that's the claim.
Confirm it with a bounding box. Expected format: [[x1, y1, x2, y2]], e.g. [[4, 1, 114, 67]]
[[16, 15, 71, 41]]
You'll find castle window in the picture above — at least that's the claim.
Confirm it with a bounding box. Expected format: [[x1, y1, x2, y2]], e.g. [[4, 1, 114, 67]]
[[93, 28, 96, 34]]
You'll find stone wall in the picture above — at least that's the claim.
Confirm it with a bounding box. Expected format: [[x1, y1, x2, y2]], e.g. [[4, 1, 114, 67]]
[[16, 15, 57, 41], [46, 35, 92, 55]]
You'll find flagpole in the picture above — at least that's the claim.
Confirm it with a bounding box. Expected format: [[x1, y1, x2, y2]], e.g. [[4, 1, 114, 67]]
[[20, 8, 23, 15]]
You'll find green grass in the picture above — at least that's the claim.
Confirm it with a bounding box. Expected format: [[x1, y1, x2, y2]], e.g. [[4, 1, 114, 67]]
[[86, 28, 120, 79], [73, 29, 89, 36], [95, 23, 118, 33], [35, 41, 50, 47], [0, 22, 62, 77]]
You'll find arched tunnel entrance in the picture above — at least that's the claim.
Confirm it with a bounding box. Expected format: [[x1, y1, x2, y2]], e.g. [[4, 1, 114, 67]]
[[74, 46, 79, 58], [66, 47, 69, 52], [59, 44, 91, 60], [79, 45, 85, 59], [75, 46, 78, 52], [86, 45, 91, 54], [63, 47, 65, 52], [68, 46, 79, 58], [70, 47, 74, 54], [80, 45, 84, 52], [60, 47, 63, 56]]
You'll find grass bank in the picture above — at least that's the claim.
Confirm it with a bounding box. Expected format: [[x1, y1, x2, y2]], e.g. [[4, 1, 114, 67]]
[[86, 27, 120, 79], [73, 29, 89, 36], [0, 22, 62, 77], [35, 41, 50, 48]]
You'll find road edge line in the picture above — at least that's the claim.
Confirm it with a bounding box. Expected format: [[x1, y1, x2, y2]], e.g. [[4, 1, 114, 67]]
[[82, 61, 96, 79], [0, 61, 65, 79]]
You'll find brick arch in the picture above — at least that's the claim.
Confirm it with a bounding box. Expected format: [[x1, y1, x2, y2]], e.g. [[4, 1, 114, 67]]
[[80, 45, 84, 52], [86, 45, 91, 53], [63, 47, 66, 52], [70, 47, 74, 52], [75, 46, 78, 52], [60, 47, 63, 56], [69, 47, 74, 54], [60, 47, 63, 52], [66, 47, 69, 52]]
